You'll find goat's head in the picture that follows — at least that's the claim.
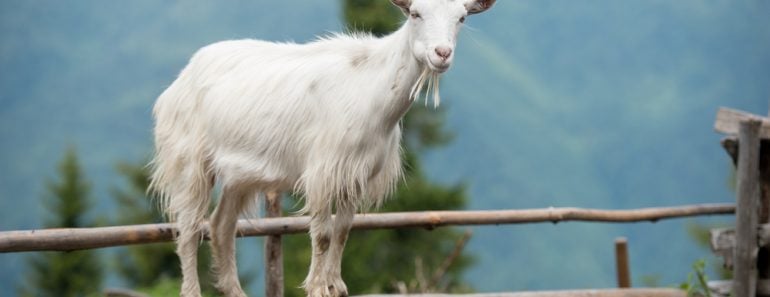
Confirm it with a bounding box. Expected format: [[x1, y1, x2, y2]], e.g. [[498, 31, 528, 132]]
[[392, 0, 495, 73]]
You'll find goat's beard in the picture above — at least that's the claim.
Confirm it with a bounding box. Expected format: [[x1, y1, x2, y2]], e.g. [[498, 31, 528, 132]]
[[409, 67, 441, 108]]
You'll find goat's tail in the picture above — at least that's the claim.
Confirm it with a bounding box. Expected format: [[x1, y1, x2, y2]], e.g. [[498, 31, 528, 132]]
[[148, 68, 213, 225], [149, 146, 212, 224]]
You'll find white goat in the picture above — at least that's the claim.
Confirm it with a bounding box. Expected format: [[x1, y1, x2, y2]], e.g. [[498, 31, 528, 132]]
[[150, 0, 495, 296]]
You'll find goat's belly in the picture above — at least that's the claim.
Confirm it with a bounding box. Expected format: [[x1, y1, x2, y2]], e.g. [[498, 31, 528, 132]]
[[211, 150, 299, 190]]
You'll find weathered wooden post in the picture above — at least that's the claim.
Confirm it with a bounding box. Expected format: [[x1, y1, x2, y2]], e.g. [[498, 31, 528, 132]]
[[734, 118, 762, 297], [265, 192, 284, 297], [615, 237, 631, 288]]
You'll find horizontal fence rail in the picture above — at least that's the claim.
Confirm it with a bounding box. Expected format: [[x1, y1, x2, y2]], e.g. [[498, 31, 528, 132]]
[[0, 203, 735, 253], [356, 288, 687, 297]]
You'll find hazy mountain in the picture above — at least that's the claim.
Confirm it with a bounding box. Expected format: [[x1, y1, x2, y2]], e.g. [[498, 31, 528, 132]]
[[427, 1, 769, 290], [1, 0, 769, 294]]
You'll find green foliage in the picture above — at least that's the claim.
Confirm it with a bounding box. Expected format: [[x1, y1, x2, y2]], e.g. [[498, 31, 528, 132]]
[[45, 148, 95, 228], [402, 105, 455, 154], [281, 1, 474, 297], [679, 259, 712, 297], [686, 221, 732, 280], [639, 274, 662, 288], [110, 160, 223, 295], [342, 0, 404, 36], [21, 251, 103, 297], [137, 277, 217, 297], [18, 148, 103, 297]]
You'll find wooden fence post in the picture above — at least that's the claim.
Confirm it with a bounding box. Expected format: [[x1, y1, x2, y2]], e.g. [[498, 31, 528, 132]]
[[265, 192, 284, 297], [615, 237, 631, 288], [734, 118, 762, 297]]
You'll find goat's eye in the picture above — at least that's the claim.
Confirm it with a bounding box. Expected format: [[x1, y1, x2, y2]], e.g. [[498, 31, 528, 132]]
[[410, 12, 422, 19], [459, 16, 466, 23]]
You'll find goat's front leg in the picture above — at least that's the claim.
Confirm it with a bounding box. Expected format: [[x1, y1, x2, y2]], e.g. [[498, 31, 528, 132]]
[[325, 203, 355, 297], [303, 203, 334, 297]]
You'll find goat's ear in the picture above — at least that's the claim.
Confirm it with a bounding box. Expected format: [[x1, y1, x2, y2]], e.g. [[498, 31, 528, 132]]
[[390, 0, 411, 14], [465, 0, 496, 15]]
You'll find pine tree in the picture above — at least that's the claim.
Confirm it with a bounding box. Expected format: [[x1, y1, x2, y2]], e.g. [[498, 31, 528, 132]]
[[19, 148, 103, 297], [111, 161, 181, 287], [282, 1, 474, 296]]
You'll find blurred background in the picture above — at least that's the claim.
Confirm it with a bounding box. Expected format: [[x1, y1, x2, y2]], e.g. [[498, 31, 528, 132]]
[[1, 0, 769, 296]]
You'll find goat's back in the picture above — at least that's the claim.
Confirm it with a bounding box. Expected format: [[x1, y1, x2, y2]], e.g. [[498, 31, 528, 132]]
[[153, 37, 403, 195]]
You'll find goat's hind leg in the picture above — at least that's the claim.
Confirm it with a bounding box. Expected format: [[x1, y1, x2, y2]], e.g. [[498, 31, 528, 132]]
[[173, 180, 213, 297], [177, 211, 204, 297], [325, 202, 355, 297], [210, 186, 251, 297], [303, 202, 334, 297]]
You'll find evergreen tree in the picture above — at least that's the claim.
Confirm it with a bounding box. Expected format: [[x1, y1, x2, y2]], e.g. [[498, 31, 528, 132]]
[[19, 148, 103, 297], [282, 1, 474, 296], [111, 161, 181, 287]]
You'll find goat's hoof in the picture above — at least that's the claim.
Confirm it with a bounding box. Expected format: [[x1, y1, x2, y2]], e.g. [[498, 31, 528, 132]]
[[328, 283, 349, 297], [215, 280, 248, 297], [306, 279, 348, 297]]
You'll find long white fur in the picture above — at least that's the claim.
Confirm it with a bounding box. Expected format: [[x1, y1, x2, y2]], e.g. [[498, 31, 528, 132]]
[[149, 0, 494, 296]]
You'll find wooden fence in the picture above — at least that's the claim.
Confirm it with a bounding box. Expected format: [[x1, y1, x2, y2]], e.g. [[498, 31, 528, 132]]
[[0, 204, 735, 253], [710, 107, 770, 297], [1, 106, 767, 297], [0, 204, 736, 297]]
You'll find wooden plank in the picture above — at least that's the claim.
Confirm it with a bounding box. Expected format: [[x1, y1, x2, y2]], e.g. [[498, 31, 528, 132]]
[[0, 204, 736, 253], [708, 224, 770, 270], [714, 107, 770, 138], [355, 289, 686, 297], [264, 192, 284, 297], [734, 118, 762, 297], [711, 228, 736, 269], [614, 237, 631, 288]]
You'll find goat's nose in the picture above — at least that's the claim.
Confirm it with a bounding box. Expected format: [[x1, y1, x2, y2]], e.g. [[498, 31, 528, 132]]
[[435, 46, 452, 60]]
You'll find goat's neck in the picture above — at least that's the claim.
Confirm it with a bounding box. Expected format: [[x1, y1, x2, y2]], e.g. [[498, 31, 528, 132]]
[[370, 23, 423, 131]]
